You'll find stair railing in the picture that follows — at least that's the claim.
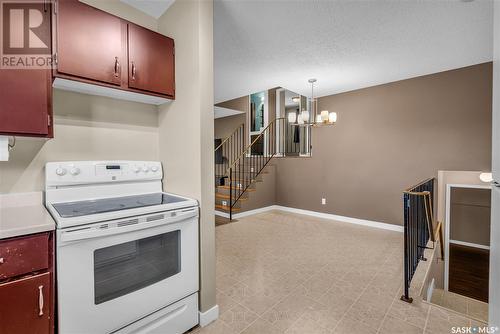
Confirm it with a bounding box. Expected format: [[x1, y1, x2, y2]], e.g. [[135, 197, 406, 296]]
[[215, 123, 245, 186], [226, 118, 286, 219], [401, 178, 444, 303]]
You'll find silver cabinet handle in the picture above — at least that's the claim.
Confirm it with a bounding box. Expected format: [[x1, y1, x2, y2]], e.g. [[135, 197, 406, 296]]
[[38, 285, 44, 316], [131, 61, 136, 80], [114, 57, 120, 78]]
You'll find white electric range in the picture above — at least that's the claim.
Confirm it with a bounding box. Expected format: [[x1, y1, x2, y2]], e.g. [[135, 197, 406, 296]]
[[45, 161, 199, 334]]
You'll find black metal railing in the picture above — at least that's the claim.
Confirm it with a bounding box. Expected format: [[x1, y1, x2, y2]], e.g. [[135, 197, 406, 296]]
[[215, 118, 312, 218], [226, 118, 287, 219], [215, 124, 245, 186], [401, 178, 436, 303]]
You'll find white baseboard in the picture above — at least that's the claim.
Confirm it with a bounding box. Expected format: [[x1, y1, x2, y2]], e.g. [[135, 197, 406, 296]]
[[426, 278, 435, 302], [199, 304, 219, 327], [216, 205, 403, 232], [215, 206, 278, 219], [449, 239, 490, 250]]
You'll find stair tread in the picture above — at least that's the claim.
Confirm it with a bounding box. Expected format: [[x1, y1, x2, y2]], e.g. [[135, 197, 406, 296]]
[[216, 193, 248, 201], [216, 185, 256, 191]]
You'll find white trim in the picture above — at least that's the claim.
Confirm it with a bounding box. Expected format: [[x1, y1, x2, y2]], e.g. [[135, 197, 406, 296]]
[[445, 184, 451, 291], [215, 205, 403, 232], [215, 206, 277, 219], [198, 305, 219, 327], [445, 183, 492, 291], [426, 278, 436, 302], [274, 206, 403, 232], [449, 239, 490, 250], [53, 78, 171, 105]]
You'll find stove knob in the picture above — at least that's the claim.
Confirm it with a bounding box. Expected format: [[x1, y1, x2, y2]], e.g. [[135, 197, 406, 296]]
[[151, 166, 159, 173], [142, 166, 150, 173], [70, 167, 80, 176], [132, 166, 140, 173], [55, 167, 67, 176]]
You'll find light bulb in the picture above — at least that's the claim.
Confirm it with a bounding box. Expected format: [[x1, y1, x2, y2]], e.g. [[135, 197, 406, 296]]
[[479, 172, 493, 183], [316, 114, 322, 123], [288, 112, 297, 123], [301, 110, 310, 122], [329, 112, 337, 123], [297, 114, 304, 125], [321, 110, 329, 122]]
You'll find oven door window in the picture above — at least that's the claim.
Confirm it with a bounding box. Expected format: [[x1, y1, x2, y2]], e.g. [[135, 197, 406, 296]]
[[94, 230, 181, 304]]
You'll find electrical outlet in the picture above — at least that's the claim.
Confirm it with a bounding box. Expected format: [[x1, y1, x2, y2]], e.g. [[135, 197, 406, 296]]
[[222, 200, 227, 206], [321, 198, 326, 205]]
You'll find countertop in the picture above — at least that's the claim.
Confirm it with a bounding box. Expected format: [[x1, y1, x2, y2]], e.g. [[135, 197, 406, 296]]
[[0, 192, 55, 239]]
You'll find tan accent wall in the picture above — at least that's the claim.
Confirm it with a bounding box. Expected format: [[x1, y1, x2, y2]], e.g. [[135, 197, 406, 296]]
[[240, 164, 277, 212], [157, 0, 215, 313], [276, 63, 492, 226], [0, 89, 159, 193], [214, 114, 245, 141], [450, 187, 491, 246], [215, 96, 249, 144], [436, 171, 488, 224]]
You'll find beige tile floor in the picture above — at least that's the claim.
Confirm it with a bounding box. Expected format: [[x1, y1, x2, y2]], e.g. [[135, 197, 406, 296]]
[[431, 288, 488, 323], [192, 211, 488, 334]]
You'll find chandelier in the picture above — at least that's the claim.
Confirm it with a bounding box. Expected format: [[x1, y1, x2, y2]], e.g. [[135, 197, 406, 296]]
[[289, 79, 337, 127]]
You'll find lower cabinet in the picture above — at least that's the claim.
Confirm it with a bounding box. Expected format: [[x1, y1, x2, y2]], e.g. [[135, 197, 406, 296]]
[[0, 232, 54, 334], [0, 272, 52, 334]]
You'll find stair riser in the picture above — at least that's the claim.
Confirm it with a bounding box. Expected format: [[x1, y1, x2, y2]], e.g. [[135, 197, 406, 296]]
[[214, 198, 242, 208]]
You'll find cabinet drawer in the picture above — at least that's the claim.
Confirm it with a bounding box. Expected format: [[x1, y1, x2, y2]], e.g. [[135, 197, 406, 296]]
[[0, 234, 49, 280]]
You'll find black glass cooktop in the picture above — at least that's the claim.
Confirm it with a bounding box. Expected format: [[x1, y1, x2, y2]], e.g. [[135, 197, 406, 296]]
[[52, 193, 188, 218]]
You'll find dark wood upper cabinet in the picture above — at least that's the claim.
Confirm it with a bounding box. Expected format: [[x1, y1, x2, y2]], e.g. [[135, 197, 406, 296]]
[[0, 69, 52, 137], [0, 0, 52, 137], [54, 0, 175, 100], [56, 0, 125, 86], [128, 24, 175, 97]]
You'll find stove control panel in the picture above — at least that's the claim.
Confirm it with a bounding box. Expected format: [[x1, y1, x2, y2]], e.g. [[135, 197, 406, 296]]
[[45, 161, 163, 187]]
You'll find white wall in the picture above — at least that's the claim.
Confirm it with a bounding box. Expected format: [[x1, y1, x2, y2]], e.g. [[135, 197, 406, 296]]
[[157, 0, 215, 313], [0, 90, 159, 193], [489, 0, 500, 327]]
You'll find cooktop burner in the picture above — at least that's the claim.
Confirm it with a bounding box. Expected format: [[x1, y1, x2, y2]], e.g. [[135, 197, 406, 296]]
[[52, 193, 188, 218]]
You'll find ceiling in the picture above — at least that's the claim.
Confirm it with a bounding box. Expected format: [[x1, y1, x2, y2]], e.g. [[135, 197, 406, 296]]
[[215, 0, 493, 103], [120, 0, 174, 19], [214, 106, 245, 119]]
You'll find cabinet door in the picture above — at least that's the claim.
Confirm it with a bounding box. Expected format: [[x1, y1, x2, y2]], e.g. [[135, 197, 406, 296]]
[[128, 24, 175, 97], [56, 0, 124, 86], [0, 272, 52, 334], [0, 69, 52, 136]]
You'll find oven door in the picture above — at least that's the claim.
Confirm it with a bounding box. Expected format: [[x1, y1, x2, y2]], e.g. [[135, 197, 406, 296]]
[[56, 207, 199, 334]]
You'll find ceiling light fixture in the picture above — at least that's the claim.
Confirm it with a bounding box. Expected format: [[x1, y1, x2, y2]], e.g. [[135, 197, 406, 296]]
[[291, 96, 300, 103], [309, 79, 337, 127], [289, 79, 337, 127], [479, 172, 493, 183]]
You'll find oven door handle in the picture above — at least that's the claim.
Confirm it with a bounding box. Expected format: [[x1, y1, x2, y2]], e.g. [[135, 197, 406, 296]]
[[59, 208, 198, 243]]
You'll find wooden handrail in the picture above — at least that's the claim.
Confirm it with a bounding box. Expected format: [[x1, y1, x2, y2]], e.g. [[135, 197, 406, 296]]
[[228, 118, 285, 170], [404, 177, 435, 192]]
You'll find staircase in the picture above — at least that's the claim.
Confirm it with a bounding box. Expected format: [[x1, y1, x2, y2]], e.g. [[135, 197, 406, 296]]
[[214, 118, 288, 219]]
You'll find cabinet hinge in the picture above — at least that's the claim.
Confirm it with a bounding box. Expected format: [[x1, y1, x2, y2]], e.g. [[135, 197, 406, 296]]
[[47, 115, 51, 126], [53, 52, 58, 65], [54, 0, 57, 14]]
